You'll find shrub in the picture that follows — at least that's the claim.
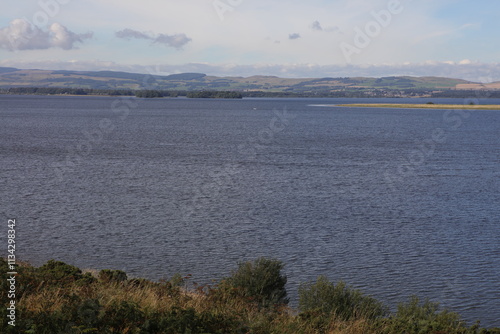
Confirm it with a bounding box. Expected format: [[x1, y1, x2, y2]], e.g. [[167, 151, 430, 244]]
[[0, 257, 9, 272], [142, 307, 238, 334], [378, 296, 470, 334], [37, 260, 95, 286], [299, 276, 387, 321], [98, 269, 127, 283], [102, 300, 144, 333], [223, 257, 288, 309], [156, 273, 188, 300], [75, 299, 101, 329], [478, 329, 500, 334], [38, 260, 82, 280]]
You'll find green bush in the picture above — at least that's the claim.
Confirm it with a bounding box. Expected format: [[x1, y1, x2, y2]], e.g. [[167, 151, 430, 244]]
[[142, 307, 237, 334], [37, 260, 95, 286], [478, 329, 500, 334], [22, 309, 73, 334], [299, 276, 387, 321], [38, 260, 82, 279], [98, 269, 127, 283], [102, 300, 144, 333], [156, 273, 188, 300], [0, 257, 9, 272], [223, 257, 288, 309], [74, 299, 101, 329], [378, 296, 470, 334]]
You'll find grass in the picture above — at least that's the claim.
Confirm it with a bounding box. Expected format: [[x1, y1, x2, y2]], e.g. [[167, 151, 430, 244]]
[[1, 257, 499, 333], [337, 103, 500, 110]]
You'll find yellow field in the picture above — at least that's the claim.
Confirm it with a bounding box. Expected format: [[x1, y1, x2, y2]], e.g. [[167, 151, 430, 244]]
[[337, 103, 500, 110]]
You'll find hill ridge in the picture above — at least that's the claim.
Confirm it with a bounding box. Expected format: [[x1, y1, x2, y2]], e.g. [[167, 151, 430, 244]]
[[1, 66, 498, 92]]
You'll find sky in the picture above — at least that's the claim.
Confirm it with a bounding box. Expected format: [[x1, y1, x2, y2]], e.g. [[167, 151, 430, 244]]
[[0, 0, 499, 81]]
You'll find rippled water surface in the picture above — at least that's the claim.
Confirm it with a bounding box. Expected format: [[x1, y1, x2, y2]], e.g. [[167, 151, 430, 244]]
[[1, 95, 499, 326]]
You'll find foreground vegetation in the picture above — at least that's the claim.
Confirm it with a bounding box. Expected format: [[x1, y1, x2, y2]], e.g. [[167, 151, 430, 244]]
[[1, 257, 499, 334]]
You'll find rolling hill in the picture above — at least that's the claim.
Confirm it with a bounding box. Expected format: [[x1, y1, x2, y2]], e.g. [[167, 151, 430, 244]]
[[0, 67, 497, 93]]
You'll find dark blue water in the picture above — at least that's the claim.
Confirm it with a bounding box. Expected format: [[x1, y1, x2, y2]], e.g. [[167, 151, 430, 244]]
[[1, 95, 499, 326]]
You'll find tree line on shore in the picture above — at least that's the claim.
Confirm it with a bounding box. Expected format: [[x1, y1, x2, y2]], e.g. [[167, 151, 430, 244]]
[[0, 87, 241, 98], [2, 86, 499, 99]]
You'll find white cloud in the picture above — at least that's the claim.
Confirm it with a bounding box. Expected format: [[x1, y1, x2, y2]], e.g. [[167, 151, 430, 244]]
[[154, 33, 191, 49], [311, 20, 339, 33], [115, 28, 191, 49], [0, 19, 92, 51], [115, 28, 151, 40]]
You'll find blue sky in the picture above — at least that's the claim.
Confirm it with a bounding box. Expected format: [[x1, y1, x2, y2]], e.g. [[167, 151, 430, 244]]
[[0, 0, 499, 81]]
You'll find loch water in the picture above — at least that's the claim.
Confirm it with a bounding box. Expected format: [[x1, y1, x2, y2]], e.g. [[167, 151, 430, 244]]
[[1, 95, 499, 326]]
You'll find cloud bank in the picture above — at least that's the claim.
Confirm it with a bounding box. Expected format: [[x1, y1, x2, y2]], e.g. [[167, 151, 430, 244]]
[[0, 19, 92, 51], [115, 28, 191, 49]]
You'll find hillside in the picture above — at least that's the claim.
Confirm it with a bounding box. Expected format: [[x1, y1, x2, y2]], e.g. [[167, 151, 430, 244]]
[[1, 67, 494, 94]]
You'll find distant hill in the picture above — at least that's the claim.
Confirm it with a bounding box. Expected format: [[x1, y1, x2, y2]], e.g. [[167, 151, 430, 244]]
[[0, 67, 497, 93]]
